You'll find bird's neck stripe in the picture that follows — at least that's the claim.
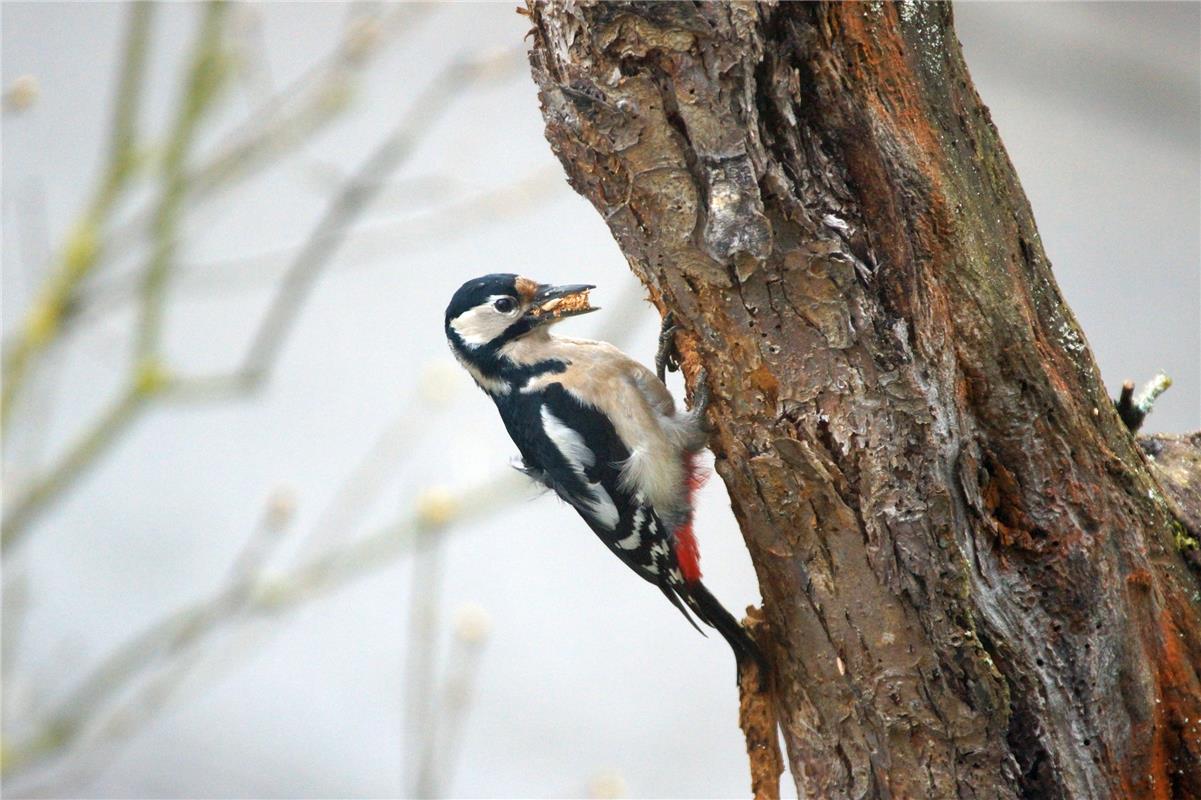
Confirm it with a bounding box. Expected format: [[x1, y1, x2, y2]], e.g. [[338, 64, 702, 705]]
[[452, 348, 511, 395], [447, 326, 566, 397]]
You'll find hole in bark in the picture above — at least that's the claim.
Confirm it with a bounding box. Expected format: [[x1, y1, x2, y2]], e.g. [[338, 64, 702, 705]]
[[816, 415, 837, 456], [979, 627, 1059, 799]]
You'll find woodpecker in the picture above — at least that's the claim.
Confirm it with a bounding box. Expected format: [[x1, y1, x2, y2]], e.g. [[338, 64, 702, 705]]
[[444, 273, 765, 682]]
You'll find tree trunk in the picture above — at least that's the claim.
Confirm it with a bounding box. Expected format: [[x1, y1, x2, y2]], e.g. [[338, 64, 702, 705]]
[[523, 2, 1201, 798]]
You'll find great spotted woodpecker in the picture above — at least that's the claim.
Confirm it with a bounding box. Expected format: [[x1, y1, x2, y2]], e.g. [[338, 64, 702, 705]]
[[444, 274, 764, 681]]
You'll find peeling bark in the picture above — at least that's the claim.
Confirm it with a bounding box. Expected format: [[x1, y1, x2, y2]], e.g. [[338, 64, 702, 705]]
[[739, 607, 784, 800], [524, 2, 1201, 798]]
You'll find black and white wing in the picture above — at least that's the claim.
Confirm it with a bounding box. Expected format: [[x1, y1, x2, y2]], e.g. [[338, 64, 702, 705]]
[[498, 383, 681, 590]]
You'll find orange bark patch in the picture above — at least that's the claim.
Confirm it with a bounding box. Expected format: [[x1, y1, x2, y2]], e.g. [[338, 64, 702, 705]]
[[749, 364, 779, 406], [1143, 607, 1201, 799]]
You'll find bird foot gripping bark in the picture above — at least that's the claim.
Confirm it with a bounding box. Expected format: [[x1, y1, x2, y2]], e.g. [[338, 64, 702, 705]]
[[655, 311, 681, 384], [657, 312, 712, 429]]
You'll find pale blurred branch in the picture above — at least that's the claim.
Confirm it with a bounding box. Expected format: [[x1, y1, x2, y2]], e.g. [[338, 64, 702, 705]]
[[0, 6, 642, 793], [220, 50, 525, 388], [135, 0, 230, 360], [1, 386, 147, 550], [1, 6, 412, 359], [6, 182, 58, 475], [1, 0, 231, 550], [0, 2, 154, 430], [417, 605, 492, 798], [0, 45, 522, 550], [73, 167, 558, 320], [99, 1, 156, 208], [0, 472, 525, 780], [2, 284, 643, 786], [406, 519, 446, 797], [84, 5, 433, 289]]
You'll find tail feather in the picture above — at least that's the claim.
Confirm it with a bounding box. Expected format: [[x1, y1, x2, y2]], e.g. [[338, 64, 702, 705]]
[[682, 580, 768, 685], [659, 582, 706, 636]]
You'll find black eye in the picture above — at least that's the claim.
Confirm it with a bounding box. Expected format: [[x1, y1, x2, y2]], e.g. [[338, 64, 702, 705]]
[[493, 297, 516, 313]]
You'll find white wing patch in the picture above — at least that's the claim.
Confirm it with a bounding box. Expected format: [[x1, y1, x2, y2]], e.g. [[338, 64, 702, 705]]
[[540, 406, 619, 530], [540, 405, 595, 470]]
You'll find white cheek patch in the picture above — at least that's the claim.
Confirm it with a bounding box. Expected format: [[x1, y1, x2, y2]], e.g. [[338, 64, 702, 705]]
[[450, 297, 518, 348]]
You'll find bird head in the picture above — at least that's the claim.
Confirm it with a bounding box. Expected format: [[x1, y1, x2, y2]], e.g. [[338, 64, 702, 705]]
[[444, 274, 597, 354]]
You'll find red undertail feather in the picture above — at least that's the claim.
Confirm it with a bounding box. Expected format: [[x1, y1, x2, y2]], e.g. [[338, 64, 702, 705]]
[[674, 453, 708, 584]]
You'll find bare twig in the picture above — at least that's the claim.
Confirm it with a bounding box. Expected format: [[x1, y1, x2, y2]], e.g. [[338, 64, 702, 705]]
[[2, 2, 228, 548], [239, 53, 521, 386], [2, 278, 644, 783], [85, 4, 432, 284], [417, 604, 491, 797], [74, 167, 557, 318], [1115, 372, 1173, 432], [135, 1, 228, 361], [5, 181, 58, 473], [0, 471, 525, 781], [1, 386, 148, 549], [1, 3, 154, 430], [1, 45, 520, 550], [166, 50, 524, 399], [407, 519, 447, 797]]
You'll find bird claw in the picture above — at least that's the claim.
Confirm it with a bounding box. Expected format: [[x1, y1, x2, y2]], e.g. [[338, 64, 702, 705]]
[[655, 313, 710, 426], [655, 312, 680, 384]]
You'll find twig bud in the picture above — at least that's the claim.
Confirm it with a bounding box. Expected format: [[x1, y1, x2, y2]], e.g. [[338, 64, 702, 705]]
[[453, 603, 493, 644], [416, 486, 458, 530], [4, 75, 39, 111]]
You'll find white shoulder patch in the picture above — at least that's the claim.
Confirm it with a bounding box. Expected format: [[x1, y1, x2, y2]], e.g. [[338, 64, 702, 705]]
[[541, 406, 619, 530], [540, 406, 595, 470]]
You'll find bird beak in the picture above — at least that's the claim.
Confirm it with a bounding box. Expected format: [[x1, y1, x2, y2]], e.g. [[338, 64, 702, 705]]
[[527, 283, 598, 323]]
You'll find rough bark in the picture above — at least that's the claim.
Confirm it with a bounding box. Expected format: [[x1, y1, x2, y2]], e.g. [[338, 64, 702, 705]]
[[524, 2, 1201, 799], [739, 607, 784, 800]]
